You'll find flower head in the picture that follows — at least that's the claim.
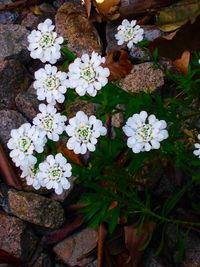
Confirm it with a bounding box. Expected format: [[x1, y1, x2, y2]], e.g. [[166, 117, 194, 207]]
[[115, 19, 144, 49], [28, 19, 64, 64], [123, 111, 168, 153], [34, 64, 68, 104], [20, 164, 41, 190], [7, 123, 46, 167], [37, 153, 72, 195], [33, 104, 67, 142], [65, 111, 107, 154], [193, 134, 200, 158], [67, 52, 110, 97]]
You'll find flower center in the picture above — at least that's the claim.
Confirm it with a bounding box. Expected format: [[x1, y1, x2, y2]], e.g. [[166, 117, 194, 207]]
[[49, 164, 63, 181], [124, 27, 135, 41], [42, 115, 54, 132], [137, 124, 153, 143], [44, 75, 60, 91], [75, 124, 92, 143], [81, 65, 96, 83], [18, 136, 32, 152], [39, 32, 55, 49]]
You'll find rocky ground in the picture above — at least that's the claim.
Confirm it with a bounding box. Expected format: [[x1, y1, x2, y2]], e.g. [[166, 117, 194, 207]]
[[0, 0, 200, 267]]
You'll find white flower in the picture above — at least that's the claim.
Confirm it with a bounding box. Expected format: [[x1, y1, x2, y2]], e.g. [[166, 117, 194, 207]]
[[193, 134, 200, 158], [115, 19, 144, 49], [33, 104, 67, 142], [7, 123, 46, 167], [20, 164, 41, 190], [37, 153, 72, 195], [67, 52, 110, 97], [33, 64, 68, 104], [123, 111, 168, 153], [27, 19, 64, 64], [65, 111, 107, 154]]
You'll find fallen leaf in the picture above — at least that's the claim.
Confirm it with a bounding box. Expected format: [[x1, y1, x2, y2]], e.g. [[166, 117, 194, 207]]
[[103, 49, 132, 81], [0, 249, 23, 265], [156, 0, 200, 32], [57, 142, 84, 166], [97, 224, 107, 267], [124, 222, 156, 267], [0, 144, 22, 190], [94, 0, 120, 20], [84, 0, 92, 17], [29, 5, 42, 15], [174, 50, 190, 75], [149, 15, 200, 61]]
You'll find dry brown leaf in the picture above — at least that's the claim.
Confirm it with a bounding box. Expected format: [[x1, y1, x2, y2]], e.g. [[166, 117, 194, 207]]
[[97, 224, 107, 267], [57, 143, 84, 166], [103, 49, 132, 81], [94, 0, 120, 20], [174, 50, 190, 75], [84, 0, 92, 17], [124, 222, 156, 267], [29, 5, 42, 15]]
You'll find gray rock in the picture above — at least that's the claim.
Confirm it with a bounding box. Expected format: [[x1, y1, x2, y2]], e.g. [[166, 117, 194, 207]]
[[0, 110, 27, 147], [54, 228, 98, 266], [120, 62, 164, 94], [0, 0, 18, 24], [21, 13, 43, 30], [0, 211, 38, 260], [8, 190, 65, 229], [0, 59, 31, 109], [0, 24, 30, 63], [15, 92, 40, 121]]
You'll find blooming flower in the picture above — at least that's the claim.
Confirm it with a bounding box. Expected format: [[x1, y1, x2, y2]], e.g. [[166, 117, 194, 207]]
[[7, 123, 46, 167], [193, 134, 200, 158], [37, 153, 72, 195], [20, 164, 41, 190], [123, 111, 168, 153], [33, 64, 68, 104], [67, 52, 110, 97], [115, 19, 144, 49], [27, 19, 64, 64], [65, 111, 107, 154], [33, 104, 67, 142]]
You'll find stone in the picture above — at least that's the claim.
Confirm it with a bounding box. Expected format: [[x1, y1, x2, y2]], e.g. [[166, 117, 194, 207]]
[[0, 24, 30, 63], [55, 3, 102, 57], [54, 228, 98, 266], [15, 92, 40, 121], [120, 62, 164, 94], [65, 99, 97, 118], [0, 0, 18, 24], [21, 13, 43, 30], [0, 211, 38, 260], [8, 190, 65, 229], [0, 110, 27, 147], [0, 59, 31, 109]]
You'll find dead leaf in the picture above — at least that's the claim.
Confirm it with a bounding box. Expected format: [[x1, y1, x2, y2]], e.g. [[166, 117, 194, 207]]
[[103, 49, 132, 81], [29, 5, 42, 15], [124, 222, 156, 267], [149, 15, 200, 61], [93, 0, 120, 20], [0, 248, 23, 265], [156, 0, 200, 32], [57, 142, 84, 166], [174, 50, 190, 75], [97, 224, 107, 267], [84, 0, 92, 17]]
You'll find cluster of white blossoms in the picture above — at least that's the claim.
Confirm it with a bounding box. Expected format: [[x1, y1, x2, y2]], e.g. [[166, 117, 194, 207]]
[[67, 52, 110, 97], [193, 134, 200, 158], [28, 19, 64, 64], [115, 19, 144, 49], [34, 64, 68, 105], [33, 104, 67, 142], [65, 111, 107, 154], [123, 111, 169, 153]]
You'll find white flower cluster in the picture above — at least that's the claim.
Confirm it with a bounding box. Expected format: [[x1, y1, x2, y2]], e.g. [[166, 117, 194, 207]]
[[28, 19, 63, 64], [123, 111, 168, 153], [67, 52, 110, 97], [115, 19, 144, 49], [193, 134, 200, 158]]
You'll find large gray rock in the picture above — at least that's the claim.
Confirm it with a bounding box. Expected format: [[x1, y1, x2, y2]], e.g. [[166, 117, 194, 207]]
[[0, 0, 18, 24], [0, 110, 27, 147], [8, 190, 65, 229], [0, 59, 31, 109], [0, 211, 38, 261], [54, 228, 98, 266], [0, 24, 30, 63]]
